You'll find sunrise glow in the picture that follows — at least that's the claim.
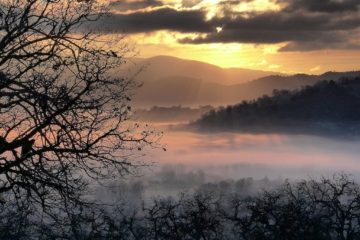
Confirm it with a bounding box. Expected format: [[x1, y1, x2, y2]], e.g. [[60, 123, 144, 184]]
[[98, 0, 360, 74]]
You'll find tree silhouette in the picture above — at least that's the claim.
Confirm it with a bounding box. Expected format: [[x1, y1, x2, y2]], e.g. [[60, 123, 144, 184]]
[[196, 77, 360, 136], [0, 0, 158, 212]]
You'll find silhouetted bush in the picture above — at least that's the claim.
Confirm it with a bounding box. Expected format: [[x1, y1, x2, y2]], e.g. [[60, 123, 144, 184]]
[[2, 174, 360, 239]]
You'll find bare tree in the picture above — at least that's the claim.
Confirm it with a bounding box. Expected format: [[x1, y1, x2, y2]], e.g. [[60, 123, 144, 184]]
[[0, 0, 158, 210]]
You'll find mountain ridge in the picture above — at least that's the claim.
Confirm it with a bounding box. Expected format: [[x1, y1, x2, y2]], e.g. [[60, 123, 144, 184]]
[[129, 55, 360, 107], [133, 55, 280, 85]]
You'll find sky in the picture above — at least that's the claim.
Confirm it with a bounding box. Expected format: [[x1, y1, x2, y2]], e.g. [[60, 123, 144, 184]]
[[93, 0, 360, 74]]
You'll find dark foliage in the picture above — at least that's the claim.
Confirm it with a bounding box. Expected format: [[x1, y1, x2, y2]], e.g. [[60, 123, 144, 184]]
[[195, 77, 360, 136], [0, 0, 159, 220], [2, 174, 360, 240], [134, 105, 214, 123]]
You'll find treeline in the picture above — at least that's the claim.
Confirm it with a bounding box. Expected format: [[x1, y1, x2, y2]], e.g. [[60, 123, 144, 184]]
[[2, 174, 360, 239], [195, 77, 360, 136], [134, 105, 213, 123]]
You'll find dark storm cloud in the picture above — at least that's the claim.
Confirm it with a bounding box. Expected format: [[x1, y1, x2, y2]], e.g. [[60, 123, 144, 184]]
[[180, 11, 360, 46], [280, 0, 360, 13], [179, 1, 360, 51], [100, 0, 360, 51], [109, 0, 163, 11], [93, 8, 213, 33]]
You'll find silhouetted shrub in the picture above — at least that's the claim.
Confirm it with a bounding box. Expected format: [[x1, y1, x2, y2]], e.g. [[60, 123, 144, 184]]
[[2, 174, 360, 239]]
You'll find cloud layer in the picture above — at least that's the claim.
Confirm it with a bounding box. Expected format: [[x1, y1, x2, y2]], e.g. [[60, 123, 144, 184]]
[[95, 8, 212, 33], [95, 0, 360, 51]]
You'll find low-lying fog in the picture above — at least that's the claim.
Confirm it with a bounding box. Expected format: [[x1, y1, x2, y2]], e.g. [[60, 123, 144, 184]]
[[145, 130, 360, 178], [95, 127, 360, 203]]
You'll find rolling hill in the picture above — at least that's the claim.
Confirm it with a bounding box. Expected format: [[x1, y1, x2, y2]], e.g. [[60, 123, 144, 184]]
[[130, 57, 360, 107], [134, 56, 278, 85]]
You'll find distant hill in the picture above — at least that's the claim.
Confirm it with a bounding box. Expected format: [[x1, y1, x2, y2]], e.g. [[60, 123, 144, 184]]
[[128, 56, 280, 107], [194, 77, 360, 137], [130, 56, 360, 107], [134, 56, 278, 85]]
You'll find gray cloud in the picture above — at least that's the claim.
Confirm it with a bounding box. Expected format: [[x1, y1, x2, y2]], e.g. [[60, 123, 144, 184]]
[[180, 11, 360, 47], [280, 0, 360, 13], [92, 8, 213, 33], [97, 0, 360, 51]]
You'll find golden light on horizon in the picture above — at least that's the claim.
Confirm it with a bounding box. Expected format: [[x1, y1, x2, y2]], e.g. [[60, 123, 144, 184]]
[[101, 0, 360, 74], [131, 32, 285, 71]]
